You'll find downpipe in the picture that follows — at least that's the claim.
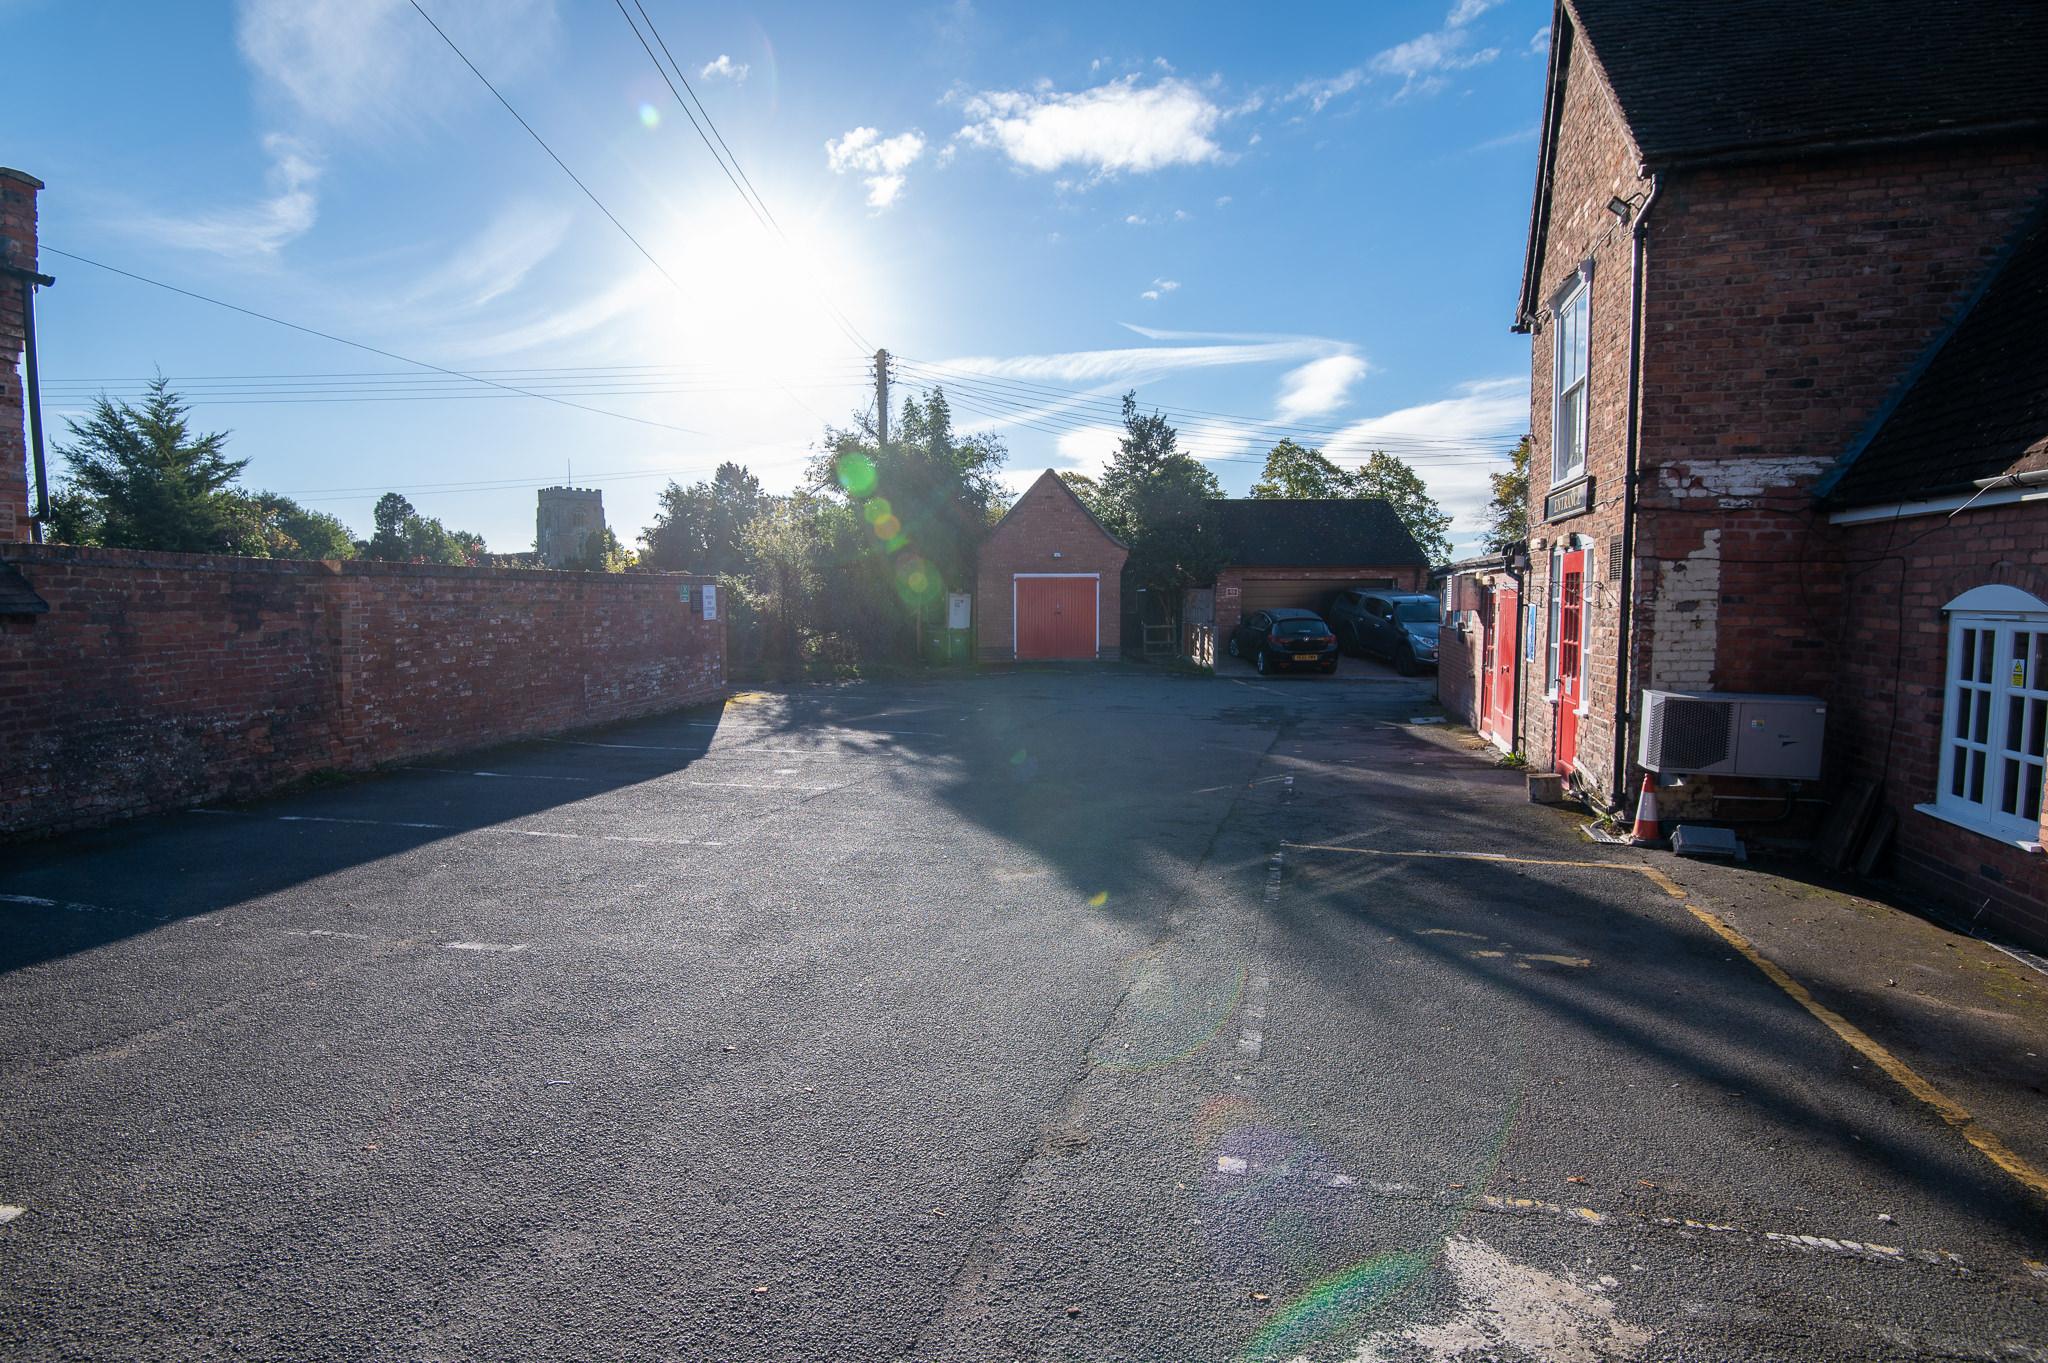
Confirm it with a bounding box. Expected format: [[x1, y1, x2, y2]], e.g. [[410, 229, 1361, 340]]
[[1608, 175, 1660, 811]]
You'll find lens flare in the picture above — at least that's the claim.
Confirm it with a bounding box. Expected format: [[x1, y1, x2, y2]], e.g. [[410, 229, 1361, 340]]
[[836, 451, 877, 496], [893, 552, 944, 606], [638, 102, 661, 129], [862, 497, 892, 525], [1242, 1252, 1434, 1360], [873, 513, 902, 540], [1087, 890, 1108, 908]]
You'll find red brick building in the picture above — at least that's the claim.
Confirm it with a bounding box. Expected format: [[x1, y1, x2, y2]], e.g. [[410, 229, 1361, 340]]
[[1511, 1, 2048, 944], [974, 469, 1127, 662], [1204, 499, 1430, 643]]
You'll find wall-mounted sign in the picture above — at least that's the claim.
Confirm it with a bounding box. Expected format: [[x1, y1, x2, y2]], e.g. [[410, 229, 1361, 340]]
[[701, 584, 719, 621], [678, 583, 693, 605], [947, 592, 971, 630]]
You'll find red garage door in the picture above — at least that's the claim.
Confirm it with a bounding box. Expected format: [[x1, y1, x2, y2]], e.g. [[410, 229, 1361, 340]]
[[1015, 576, 1099, 659]]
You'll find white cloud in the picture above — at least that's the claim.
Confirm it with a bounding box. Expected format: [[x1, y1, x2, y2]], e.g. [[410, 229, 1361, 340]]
[[1172, 207, 1189, 221], [1124, 214, 1148, 226], [135, 133, 321, 256], [1275, 353, 1369, 421], [1324, 376, 1530, 556], [1470, 123, 1540, 153], [1291, 0, 1503, 110], [940, 335, 1337, 387], [699, 53, 749, 82], [954, 75, 1227, 179], [396, 201, 572, 310], [1214, 194, 1233, 208], [826, 126, 927, 210], [1139, 277, 1181, 301], [236, 0, 557, 134], [1447, 0, 1505, 26], [1528, 25, 1552, 56]]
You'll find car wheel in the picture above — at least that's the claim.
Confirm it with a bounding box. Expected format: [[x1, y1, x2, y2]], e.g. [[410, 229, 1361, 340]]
[[1396, 644, 1419, 677], [1254, 650, 1268, 675], [1227, 635, 1240, 658]]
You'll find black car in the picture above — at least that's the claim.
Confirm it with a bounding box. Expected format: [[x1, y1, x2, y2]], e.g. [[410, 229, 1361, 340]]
[[1326, 590, 1441, 675], [1226, 608, 1340, 675]]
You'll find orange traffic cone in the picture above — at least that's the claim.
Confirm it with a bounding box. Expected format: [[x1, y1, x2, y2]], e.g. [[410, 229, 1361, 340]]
[[1631, 772, 1662, 845]]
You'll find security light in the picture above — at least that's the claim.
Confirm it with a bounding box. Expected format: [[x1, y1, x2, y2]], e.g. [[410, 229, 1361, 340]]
[[1606, 195, 1635, 224]]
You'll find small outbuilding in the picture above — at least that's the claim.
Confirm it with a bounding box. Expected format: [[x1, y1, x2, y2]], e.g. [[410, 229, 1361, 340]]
[[1207, 499, 1432, 640], [975, 469, 1128, 662]]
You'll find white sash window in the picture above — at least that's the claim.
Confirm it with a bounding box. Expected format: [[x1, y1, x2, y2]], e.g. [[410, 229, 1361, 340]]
[[1924, 586, 2048, 848]]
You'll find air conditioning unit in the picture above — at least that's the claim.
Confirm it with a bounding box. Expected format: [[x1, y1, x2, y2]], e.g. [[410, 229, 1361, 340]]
[[1638, 690, 1826, 780]]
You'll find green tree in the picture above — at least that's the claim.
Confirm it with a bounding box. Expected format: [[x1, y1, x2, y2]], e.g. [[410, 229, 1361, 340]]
[[566, 525, 634, 573], [359, 492, 486, 566], [640, 461, 768, 574], [251, 492, 357, 560], [53, 377, 264, 553], [1249, 438, 1351, 499], [1097, 392, 1225, 609], [1058, 472, 1106, 519], [745, 493, 828, 672], [1485, 434, 1532, 553], [1347, 450, 1454, 567]]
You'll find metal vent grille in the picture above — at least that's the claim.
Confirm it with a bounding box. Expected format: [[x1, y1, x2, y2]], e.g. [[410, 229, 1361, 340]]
[[1608, 535, 1625, 581], [1650, 698, 1733, 770]]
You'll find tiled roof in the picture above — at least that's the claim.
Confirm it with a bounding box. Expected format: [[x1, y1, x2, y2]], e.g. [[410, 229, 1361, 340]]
[[1210, 499, 1428, 568], [0, 561, 49, 616], [1824, 209, 2048, 507], [1570, 0, 2048, 165]]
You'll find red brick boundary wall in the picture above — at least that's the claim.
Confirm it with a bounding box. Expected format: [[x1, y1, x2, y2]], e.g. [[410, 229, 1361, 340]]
[[0, 545, 726, 837]]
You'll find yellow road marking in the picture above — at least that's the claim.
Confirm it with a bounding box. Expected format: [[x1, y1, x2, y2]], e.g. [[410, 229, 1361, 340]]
[[1685, 902, 2048, 1201], [1285, 841, 2048, 1202]]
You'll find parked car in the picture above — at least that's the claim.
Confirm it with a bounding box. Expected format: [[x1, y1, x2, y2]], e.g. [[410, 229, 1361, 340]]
[[1327, 590, 1440, 675], [1226, 608, 1340, 675]]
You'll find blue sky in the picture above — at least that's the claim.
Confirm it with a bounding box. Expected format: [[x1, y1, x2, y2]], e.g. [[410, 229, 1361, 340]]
[[7, 0, 1549, 557]]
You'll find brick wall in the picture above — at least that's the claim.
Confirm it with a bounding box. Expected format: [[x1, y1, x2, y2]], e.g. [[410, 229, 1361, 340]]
[[1211, 565, 1426, 641], [1631, 145, 2048, 708], [975, 471, 1127, 661], [0, 545, 726, 837], [1830, 503, 2048, 948], [0, 168, 40, 544], [1519, 23, 1648, 794], [1519, 16, 2048, 809]]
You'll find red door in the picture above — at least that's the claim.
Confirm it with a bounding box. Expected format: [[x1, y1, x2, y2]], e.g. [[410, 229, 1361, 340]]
[[1555, 552, 1585, 773], [1015, 576, 1098, 659], [1483, 586, 1518, 746]]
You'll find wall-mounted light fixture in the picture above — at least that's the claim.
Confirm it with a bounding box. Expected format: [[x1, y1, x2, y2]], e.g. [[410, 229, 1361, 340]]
[[1607, 194, 1642, 225]]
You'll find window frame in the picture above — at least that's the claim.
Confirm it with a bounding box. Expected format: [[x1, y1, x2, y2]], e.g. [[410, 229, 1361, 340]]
[[1551, 274, 1590, 488], [1920, 593, 2047, 851], [1544, 545, 1563, 698]]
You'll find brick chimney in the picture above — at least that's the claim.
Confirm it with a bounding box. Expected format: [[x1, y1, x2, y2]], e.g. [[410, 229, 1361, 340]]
[[0, 167, 43, 543]]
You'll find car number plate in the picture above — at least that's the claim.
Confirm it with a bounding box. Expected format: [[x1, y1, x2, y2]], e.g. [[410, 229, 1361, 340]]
[[1293, 653, 1317, 662]]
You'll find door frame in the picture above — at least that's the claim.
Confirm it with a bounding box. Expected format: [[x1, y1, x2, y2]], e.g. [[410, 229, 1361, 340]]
[[1012, 572, 1101, 659], [1555, 548, 1587, 774], [1483, 583, 1518, 749]]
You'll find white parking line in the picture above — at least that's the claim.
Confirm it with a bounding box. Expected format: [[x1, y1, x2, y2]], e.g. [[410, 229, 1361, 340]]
[[444, 941, 529, 953], [188, 809, 718, 848], [399, 767, 596, 783], [0, 892, 166, 922]]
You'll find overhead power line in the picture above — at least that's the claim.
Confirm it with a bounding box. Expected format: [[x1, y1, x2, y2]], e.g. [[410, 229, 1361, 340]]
[[42, 247, 703, 436], [407, 0, 688, 297], [896, 356, 1525, 451], [610, 0, 875, 358], [911, 371, 1519, 465], [409, 0, 851, 429]]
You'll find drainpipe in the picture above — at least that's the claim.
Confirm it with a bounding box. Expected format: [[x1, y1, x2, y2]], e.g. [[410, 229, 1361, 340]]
[[3, 264, 55, 543], [1608, 175, 1660, 810]]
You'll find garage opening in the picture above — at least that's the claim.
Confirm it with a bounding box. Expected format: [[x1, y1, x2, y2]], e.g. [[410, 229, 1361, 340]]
[[1015, 575, 1099, 659], [1239, 577, 1394, 617]]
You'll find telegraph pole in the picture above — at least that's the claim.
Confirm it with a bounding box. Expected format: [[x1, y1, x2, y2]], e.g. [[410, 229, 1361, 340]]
[[874, 349, 890, 447]]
